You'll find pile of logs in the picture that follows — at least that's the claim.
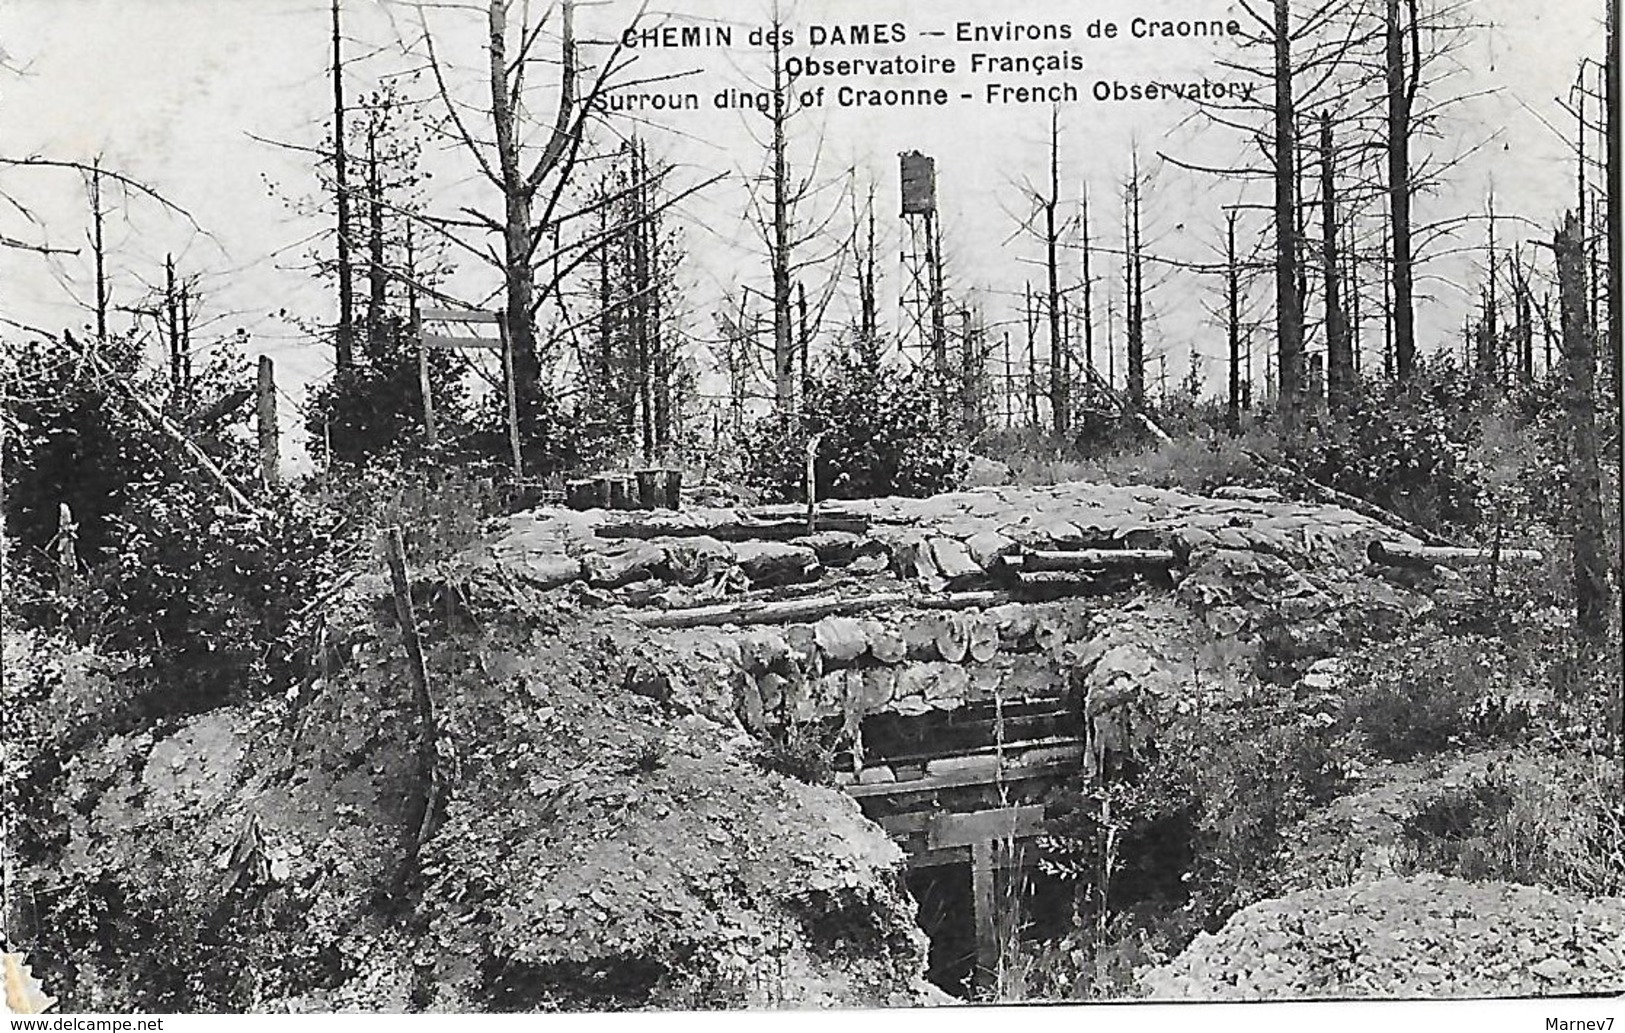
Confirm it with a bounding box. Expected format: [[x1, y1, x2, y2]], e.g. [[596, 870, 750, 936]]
[[699, 602, 1091, 736]]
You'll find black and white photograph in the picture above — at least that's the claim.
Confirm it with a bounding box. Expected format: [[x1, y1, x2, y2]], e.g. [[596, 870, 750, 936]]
[[0, 0, 1621, 1019]]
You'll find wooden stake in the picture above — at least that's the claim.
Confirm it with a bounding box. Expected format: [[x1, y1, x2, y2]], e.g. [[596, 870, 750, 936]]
[[56, 502, 77, 595], [257, 355, 279, 487], [415, 306, 438, 446], [382, 527, 442, 864]]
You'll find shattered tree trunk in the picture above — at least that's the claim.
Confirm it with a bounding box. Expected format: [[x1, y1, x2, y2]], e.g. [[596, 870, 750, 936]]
[[1321, 113, 1352, 411], [1126, 152, 1146, 411], [1046, 109, 1068, 435], [1274, 0, 1306, 435], [1556, 213, 1609, 640], [1227, 211, 1242, 434], [332, 0, 354, 370], [1386, 0, 1419, 382], [769, 25, 795, 422]]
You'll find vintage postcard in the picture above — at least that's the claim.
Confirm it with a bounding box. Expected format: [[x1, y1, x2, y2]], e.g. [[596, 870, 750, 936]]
[[0, 0, 1620, 1021]]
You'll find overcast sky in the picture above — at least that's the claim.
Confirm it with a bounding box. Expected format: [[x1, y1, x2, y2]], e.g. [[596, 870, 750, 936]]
[[0, 0, 1605, 457]]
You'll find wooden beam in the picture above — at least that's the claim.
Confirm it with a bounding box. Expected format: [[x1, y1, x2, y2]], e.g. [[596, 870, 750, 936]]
[[907, 841, 1031, 870], [1368, 540, 1543, 568], [422, 333, 501, 351], [843, 746, 1083, 799], [928, 805, 1045, 849], [1008, 548, 1177, 571], [629, 588, 1014, 628], [971, 839, 997, 989], [597, 515, 871, 541], [420, 307, 503, 324]]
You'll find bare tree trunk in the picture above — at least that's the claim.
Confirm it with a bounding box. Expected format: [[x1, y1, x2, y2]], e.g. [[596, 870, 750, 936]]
[[366, 118, 387, 351], [1480, 195, 1500, 382], [90, 160, 108, 340], [332, 0, 355, 370], [490, 0, 540, 418], [1609, 0, 1622, 405], [1081, 184, 1094, 382], [258, 356, 280, 487], [769, 25, 795, 422], [1275, 0, 1305, 435], [1126, 151, 1146, 411], [1556, 212, 1608, 639], [1321, 113, 1352, 412], [1046, 109, 1067, 436], [1024, 282, 1039, 426], [1227, 210, 1242, 434], [653, 177, 671, 452], [165, 255, 183, 398], [1386, 0, 1419, 383]]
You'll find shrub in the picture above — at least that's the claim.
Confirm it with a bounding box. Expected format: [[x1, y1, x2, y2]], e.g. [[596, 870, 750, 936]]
[[1301, 357, 1484, 533], [303, 316, 467, 468], [1398, 757, 1625, 897], [741, 352, 966, 502], [81, 480, 347, 708], [1347, 636, 1543, 762]]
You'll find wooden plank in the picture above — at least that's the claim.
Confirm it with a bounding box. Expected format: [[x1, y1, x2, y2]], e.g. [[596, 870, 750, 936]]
[[971, 840, 997, 990], [422, 333, 501, 351], [420, 307, 503, 324], [876, 811, 935, 836], [597, 516, 871, 541], [629, 589, 1014, 629], [929, 805, 1045, 850], [905, 842, 1033, 870], [843, 745, 1083, 798], [1005, 548, 1177, 571]]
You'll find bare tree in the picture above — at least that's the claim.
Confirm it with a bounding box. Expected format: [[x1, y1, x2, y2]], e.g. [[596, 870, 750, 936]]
[[1165, 0, 1371, 441], [332, 0, 356, 370], [1555, 211, 1608, 640]]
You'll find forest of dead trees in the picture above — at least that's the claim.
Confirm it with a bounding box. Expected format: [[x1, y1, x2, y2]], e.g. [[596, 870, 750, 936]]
[[0, 0, 1619, 552], [1, 1, 1623, 1014]]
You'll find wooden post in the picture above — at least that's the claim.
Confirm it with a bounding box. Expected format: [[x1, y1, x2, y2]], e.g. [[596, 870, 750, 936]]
[[415, 307, 437, 447], [257, 355, 279, 487], [500, 309, 523, 479], [971, 840, 997, 991], [805, 432, 824, 535], [382, 527, 442, 864], [56, 502, 77, 595]]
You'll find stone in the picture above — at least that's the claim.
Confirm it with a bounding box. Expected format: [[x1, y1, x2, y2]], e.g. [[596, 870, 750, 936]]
[[582, 541, 667, 588], [732, 541, 821, 587]]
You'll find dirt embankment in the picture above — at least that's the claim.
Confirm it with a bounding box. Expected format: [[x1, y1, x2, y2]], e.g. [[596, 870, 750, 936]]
[[25, 477, 1559, 1010]]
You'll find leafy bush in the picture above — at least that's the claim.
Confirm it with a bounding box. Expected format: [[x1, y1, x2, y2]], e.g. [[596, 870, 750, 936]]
[[2, 334, 165, 582], [1302, 359, 1485, 533], [1347, 636, 1540, 761], [741, 352, 966, 501], [303, 316, 467, 468], [82, 481, 347, 708]]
